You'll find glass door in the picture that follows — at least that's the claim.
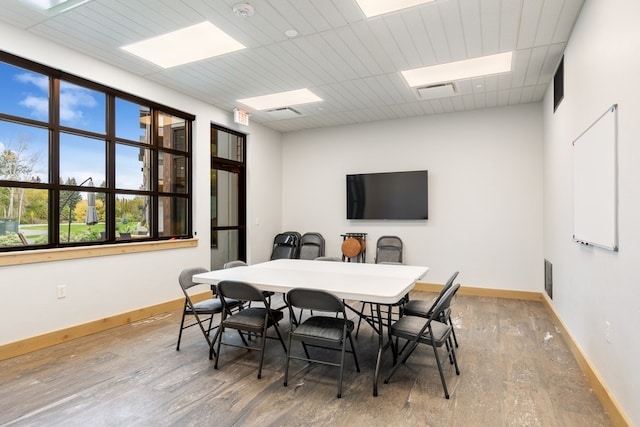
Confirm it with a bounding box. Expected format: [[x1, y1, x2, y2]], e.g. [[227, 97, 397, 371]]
[[210, 125, 246, 269]]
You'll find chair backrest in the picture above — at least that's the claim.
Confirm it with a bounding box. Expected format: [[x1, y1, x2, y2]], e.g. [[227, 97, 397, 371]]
[[438, 283, 460, 314], [178, 267, 209, 293], [218, 280, 266, 303], [270, 232, 300, 260], [411, 283, 460, 339], [224, 260, 248, 269], [375, 235, 403, 264], [284, 230, 302, 258], [299, 232, 325, 260], [286, 288, 344, 313], [431, 271, 459, 306]]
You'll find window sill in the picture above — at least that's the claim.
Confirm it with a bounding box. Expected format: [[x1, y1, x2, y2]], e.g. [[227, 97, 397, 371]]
[[0, 239, 198, 267]]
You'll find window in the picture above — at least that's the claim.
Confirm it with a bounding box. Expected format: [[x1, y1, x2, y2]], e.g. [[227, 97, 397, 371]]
[[0, 51, 194, 251]]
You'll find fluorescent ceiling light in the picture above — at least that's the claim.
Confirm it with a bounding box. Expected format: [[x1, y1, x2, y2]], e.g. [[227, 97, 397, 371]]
[[21, 0, 91, 13], [121, 22, 246, 68], [238, 89, 322, 111], [401, 52, 513, 87], [355, 0, 435, 17]]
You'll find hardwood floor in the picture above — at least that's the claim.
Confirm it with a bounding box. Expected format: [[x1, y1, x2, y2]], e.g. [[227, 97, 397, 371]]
[[0, 292, 611, 426]]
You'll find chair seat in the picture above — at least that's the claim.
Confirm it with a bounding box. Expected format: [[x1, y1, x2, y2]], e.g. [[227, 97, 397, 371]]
[[188, 298, 223, 313], [293, 317, 354, 343], [403, 299, 451, 319], [189, 297, 240, 314], [222, 307, 283, 331], [390, 315, 451, 346]]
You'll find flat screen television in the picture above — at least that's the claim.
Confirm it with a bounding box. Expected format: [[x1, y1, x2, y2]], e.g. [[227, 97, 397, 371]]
[[346, 170, 428, 220]]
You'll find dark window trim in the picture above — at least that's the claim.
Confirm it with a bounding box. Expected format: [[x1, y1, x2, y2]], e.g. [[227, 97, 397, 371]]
[[211, 123, 247, 260], [0, 50, 195, 252]]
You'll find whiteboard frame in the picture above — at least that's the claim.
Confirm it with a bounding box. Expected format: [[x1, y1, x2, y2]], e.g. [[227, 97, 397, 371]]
[[572, 104, 618, 251]]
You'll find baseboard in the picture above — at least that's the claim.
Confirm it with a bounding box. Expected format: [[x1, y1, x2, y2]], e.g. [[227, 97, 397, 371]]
[[1, 286, 630, 425], [541, 294, 631, 427], [415, 281, 629, 425], [414, 282, 544, 301], [0, 298, 184, 361]]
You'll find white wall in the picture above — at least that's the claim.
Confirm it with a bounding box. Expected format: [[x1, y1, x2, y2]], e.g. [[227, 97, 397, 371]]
[[246, 124, 284, 264], [543, 0, 640, 423], [282, 104, 543, 289], [0, 22, 282, 345]]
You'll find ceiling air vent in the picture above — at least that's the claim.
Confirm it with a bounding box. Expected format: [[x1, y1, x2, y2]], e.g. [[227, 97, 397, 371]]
[[265, 107, 302, 119], [416, 82, 456, 100]]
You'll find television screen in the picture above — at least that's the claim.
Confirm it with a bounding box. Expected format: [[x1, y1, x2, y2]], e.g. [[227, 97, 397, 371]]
[[346, 170, 428, 220]]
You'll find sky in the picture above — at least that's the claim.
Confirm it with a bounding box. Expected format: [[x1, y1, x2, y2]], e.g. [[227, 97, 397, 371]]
[[0, 60, 147, 191]]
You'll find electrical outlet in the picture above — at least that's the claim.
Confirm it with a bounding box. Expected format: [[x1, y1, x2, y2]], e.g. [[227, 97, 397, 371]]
[[57, 284, 66, 299], [605, 321, 611, 343]]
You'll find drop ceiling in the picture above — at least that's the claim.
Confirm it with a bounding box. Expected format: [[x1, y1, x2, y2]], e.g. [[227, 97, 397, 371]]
[[0, 0, 584, 133]]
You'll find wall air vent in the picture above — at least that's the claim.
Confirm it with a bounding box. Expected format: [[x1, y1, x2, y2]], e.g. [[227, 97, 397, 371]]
[[416, 82, 456, 100], [265, 107, 301, 119]]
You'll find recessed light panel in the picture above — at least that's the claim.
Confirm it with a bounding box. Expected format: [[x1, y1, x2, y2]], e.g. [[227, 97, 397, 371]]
[[401, 52, 513, 87], [21, 0, 91, 13], [238, 89, 322, 111], [121, 22, 246, 68], [355, 0, 435, 17]]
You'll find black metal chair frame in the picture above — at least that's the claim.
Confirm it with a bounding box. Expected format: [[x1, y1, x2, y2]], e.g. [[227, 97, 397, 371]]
[[212, 280, 287, 379], [375, 235, 403, 264], [355, 237, 405, 338], [403, 271, 460, 347], [299, 232, 325, 260], [223, 260, 275, 307], [384, 284, 461, 399], [270, 231, 301, 260], [284, 288, 360, 398], [176, 267, 241, 355]]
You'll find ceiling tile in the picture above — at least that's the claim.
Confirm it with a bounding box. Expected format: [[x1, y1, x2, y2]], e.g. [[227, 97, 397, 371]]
[[0, 0, 584, 132]]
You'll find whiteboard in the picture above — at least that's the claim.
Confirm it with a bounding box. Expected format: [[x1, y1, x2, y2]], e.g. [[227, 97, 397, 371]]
[[572, 105, 618, 251]]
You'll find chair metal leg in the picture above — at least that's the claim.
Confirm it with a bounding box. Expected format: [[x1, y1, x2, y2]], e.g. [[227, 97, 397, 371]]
[[257, 330, 267, 379], [384, 340, 418, 384], [354, 302, 367, 338], [445, 338, 454, 364], [272, 322, 288, 353], [237, 330, 250, 347], [208, 327, 220, 359], [213, 324, 224, 365], [337, 332, 347, 398], [206, 313, 214, 336], [348, 333, 360, 372], [449, 316, 459, 347], [176, 310, 187, 351], [300, 341, 311, 359], [432, 341, 450, 399], [284, 331, 294, 387]]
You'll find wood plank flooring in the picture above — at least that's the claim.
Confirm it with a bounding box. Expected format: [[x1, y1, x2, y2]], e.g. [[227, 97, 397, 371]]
[[0, 292, 611, 426]]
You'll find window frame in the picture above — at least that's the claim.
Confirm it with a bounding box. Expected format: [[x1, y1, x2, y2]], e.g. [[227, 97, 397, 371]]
[[0, 50, 195, 252]]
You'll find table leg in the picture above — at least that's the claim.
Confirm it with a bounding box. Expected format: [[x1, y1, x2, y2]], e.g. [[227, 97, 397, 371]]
[[346, 301, 395, 397], [373, 303, 384, 396]]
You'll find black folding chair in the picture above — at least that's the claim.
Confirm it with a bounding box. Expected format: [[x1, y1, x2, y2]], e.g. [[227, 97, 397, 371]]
[[403, 271, 461, 347], [212, 280, 287, 379], [284, 288, 360, 398], [175, 267, 241, 354], [384, 284, 461, 399]]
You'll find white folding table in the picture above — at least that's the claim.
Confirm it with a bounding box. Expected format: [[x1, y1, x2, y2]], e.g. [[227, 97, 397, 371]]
[[193, 258, 429, 396]]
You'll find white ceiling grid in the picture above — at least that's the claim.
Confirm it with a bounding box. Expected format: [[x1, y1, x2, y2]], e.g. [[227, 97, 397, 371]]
[[0, 0, 584, 132]]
